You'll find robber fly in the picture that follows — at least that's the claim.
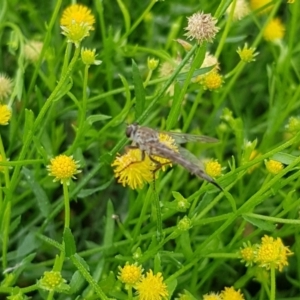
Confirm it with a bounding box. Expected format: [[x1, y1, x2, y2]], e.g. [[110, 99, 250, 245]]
[[125, 123, 222, 190]]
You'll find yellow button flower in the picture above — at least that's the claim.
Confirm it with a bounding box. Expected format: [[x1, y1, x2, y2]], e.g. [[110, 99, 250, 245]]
[[265, 159, 283, 175], [60, 4, 95, 46], [203, 292, 222, 300], [220, 286, 245, 300], [135, 269, 169, 300], [263, 18, 285, 42], [0, 104, 12, 125], [205, 159, 222, 177], [255, 235, 293, 272], [47, 154, 81, 185], [118, 262, 143, 285]]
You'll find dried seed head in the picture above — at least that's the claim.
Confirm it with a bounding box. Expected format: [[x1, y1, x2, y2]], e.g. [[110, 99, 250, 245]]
[[184, 12, 219, 44]]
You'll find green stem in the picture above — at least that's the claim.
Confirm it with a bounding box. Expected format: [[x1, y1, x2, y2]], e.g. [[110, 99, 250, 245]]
[[153, 187, 163, 241], [68, 63, 90, 153], [270, 267, 276, 300], [63, 182, 70, 229], [71, 254, 109, 300]]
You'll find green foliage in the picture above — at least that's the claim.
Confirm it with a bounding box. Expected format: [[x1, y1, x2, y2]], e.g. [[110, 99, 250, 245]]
[[0, 0, 300, 299]]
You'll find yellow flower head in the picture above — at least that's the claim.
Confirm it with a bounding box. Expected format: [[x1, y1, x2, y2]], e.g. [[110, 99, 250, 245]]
[[265, 159, 283, 175], [240, 242, 256, 266], [237, 43, 259, 63], [112, 149, 155, 190], [226, 0, 250, 21], [0, 104, 12, 125], [250, 0, 273, 14], [60, 4, 95, 46], [39, 271, 66, 291], [118, 262, 143, 285], [136, 269, 169, 300], [263, 18, 285, 42], [81, 48, 102, 65], [203, 292, 222, 300], [255, 235, 293, 272], [24, 40, 43, 63], [0, 74, 12, 101], [204, 159, 222, 177], [60, 4, 95, 28], [220, 286, 245, 300], [184, 12, 219, 44], [47, 154, 81, 185], [201, 71, 223, 91]]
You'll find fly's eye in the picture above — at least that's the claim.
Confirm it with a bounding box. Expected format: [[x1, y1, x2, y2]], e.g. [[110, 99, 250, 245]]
[[126, 126, 132, 137]]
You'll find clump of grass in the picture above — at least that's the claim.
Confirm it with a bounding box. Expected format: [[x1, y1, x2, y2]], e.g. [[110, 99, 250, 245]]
[[0, 1, 299, 299]]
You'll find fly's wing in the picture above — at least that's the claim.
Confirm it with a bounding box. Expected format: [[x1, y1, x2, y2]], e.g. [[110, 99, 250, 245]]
[[176, 146, 205, 170], [161, 131, 219, 144]]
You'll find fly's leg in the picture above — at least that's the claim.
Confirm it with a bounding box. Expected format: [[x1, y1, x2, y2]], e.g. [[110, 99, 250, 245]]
[[118, 145, 147, 173]]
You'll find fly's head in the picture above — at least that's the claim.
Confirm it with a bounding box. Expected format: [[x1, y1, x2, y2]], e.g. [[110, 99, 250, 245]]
[[126, 123, 139, 141]]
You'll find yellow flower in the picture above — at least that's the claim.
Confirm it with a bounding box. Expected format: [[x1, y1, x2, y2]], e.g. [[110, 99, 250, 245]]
[[237, 43, 259, 63], [184, 12, 219, 44], [118, 262, 143, 285], [255, 235, 293, 272], [39, 271, 66, 291], [203, 292, 222, 300], [136, 269, 168, 300], [240, 242, 256, 266], [81, 48, 102, 65], [60, 4, 95, 45], [250, 0, 273, 14], [263, 18, 285, 42], [0, 104, 12, 125], [111, 149, 155, 190], [220, 286, 245, 300], [47, 154, 81, 185], [226, 0, 250, 21], [24, 40, 43, 63], [0, 74, 12, 101], [60, 4, 95, 28], [204, 159, 222, 177], [201, 71, 223, 91], [265, 159, 283, 175]]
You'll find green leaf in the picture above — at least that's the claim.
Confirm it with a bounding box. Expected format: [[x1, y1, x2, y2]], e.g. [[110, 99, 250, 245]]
[[116, 0, 131, 34], [69, 271, 85, 294], [22, 167, 51, 218], [132, 60, 145, 117], [23, 109, 35, 143], [17, 231, 40, 258], [103, 200, 115, 248], [77, 179, 113, 198], [87, 114, 112, 125], [63, 228, 76, 257], [272, 152, 298, 165], [242, 216, 276, 231], [166, 82, 182, 130], [177, 65, 215, 81]]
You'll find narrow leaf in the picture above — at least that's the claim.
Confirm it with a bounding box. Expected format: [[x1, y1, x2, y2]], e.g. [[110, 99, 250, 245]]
[[132, 60, 145, 117], [63, 227, 76, 257]]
